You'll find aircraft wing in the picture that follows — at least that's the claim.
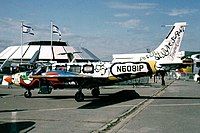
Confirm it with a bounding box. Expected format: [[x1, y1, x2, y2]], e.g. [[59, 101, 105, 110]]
[[19, 70, 88, 89], [30, 70, 91, 79], [158, 62, 183, 71], [157, 58, 193, 71], [28, 70, 113, 89]]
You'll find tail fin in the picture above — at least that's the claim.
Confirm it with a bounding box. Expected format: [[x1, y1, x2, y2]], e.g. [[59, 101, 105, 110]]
[[151, 22, 187, 61]]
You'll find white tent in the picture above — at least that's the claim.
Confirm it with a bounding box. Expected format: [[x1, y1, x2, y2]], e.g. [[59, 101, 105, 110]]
[[0, 41, 99, 64]]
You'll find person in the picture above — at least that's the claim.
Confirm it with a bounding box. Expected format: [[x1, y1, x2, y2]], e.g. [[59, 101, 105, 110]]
[[8, 67, 13, 88], [197, 69, 200, 83], [8, 82, 12, 88], [160, 70, 166, 86], [153, 72, 159, 83]]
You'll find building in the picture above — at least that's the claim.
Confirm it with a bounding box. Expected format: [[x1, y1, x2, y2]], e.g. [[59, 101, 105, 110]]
[[0, 41, 100, 73]]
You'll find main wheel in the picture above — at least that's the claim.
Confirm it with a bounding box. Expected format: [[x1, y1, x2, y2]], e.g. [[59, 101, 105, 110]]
[[24, 91, 32, 98], [91, 88, 100, 97], [75, 91, 85, 102]]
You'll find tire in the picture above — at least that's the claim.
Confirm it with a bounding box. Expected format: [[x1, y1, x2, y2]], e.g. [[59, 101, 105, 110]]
[[91, 88, 100, 97], [75, 91, 84, 102], [24, 91, 32, 98]]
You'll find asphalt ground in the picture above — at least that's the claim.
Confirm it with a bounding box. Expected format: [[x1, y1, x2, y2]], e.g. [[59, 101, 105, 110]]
[[110, 80, 200, 133], [0, 79, 199, 133]]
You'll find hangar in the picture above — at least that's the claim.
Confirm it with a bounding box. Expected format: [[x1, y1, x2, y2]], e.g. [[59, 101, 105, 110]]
[[0, 41, 100, 73]]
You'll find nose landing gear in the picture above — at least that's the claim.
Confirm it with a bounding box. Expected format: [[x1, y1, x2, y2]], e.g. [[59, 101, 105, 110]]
[[24, 91, 32, 98]]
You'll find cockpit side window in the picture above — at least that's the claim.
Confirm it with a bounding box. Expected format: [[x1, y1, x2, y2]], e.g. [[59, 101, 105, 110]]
[[69, 65, 81, 73], [82, 64, 94, 73]]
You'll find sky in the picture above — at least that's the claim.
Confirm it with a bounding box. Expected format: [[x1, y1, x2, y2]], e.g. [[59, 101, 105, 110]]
[[0, 0, 200, 60]]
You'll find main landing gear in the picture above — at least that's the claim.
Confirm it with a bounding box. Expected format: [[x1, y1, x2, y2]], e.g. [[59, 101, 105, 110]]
[[91, 87, 100, 97], [74, 87, 100, 102], [24, 90, 32, 98], [75, 90, 85, 102]]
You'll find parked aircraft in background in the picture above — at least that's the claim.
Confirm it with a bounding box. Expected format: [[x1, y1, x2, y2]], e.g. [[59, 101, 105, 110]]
[[5, 22, 187, 102], [112, 22, 187, 71]]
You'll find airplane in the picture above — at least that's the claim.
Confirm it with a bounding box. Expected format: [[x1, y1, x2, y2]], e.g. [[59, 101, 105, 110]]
[[21, 61, 153, 101], [5, 22, 187, 102], [112, 22, 187, 71]]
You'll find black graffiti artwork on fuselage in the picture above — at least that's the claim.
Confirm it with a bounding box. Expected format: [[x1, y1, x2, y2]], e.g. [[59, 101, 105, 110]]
[[140, 26, 185, 61]]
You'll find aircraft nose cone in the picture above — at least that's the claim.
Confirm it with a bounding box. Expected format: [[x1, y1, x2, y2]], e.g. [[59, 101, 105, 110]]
[[4, 76, 13, 83]]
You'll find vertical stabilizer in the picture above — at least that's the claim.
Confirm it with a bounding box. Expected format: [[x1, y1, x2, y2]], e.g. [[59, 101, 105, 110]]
[[141, 22, 187, 62], [153, 22, 186, 61]]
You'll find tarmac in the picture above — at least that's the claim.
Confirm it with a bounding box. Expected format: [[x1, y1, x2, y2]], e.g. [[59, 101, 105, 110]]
[[0, 78, 199, 133]]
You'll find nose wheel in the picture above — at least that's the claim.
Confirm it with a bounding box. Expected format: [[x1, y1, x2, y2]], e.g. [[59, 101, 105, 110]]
[[24, 91, 32, 98]]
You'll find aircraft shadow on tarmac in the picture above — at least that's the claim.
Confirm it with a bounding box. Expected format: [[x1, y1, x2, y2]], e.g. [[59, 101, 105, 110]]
[[30, 90, 141, 108], [0, 121, 35, 133], [0, 94, 10, 97], [79, 90, 140, 109], [0, 109, 28, 113]]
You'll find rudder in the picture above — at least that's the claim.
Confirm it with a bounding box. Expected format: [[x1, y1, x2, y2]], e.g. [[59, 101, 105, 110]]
[[152, 22, 187, 61]]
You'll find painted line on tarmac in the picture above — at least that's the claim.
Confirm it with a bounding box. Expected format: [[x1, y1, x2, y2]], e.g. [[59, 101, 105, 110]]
[[2, 105, 139, 115], [7, 108, 75, 122], [107, 104, 137, 108], [13, 105, 136, 113], [150, 103, 200, 107], [0, 107, 76, 115], [11, 112, 17, 123], [93, 80, 174, 133], [17, 107, 77, 113], [33, 107, 76, 112], [1, 94, 23, 98]]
